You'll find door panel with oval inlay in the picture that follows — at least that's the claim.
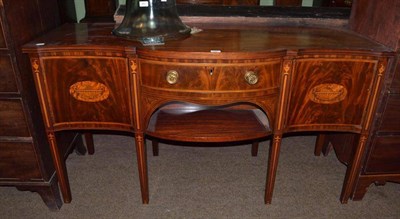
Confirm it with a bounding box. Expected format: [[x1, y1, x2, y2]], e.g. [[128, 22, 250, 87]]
[[286, 58, 377, 132], [39, 57, 132, 130]]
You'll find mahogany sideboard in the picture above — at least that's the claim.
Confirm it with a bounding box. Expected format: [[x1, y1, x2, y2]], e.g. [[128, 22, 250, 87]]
[[0, 0, 84, 210], [22, 23, 395, 204]]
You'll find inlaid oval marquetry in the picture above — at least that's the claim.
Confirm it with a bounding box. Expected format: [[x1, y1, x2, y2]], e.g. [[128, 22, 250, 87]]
[[69, 81, 110, 102], [309, 83, 347, 104]]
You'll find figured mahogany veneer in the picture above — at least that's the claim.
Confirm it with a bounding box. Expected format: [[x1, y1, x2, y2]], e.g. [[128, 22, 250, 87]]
[[38, 57, 132, 131], [22, 23, 395, 205], [287, 59, 377, 132]]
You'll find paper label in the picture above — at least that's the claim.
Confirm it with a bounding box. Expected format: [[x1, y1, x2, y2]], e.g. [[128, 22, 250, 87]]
[[139, 1, 149, 7]]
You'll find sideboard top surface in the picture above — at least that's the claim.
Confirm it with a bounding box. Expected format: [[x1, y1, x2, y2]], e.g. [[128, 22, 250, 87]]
[[22, 23, 393, 57]]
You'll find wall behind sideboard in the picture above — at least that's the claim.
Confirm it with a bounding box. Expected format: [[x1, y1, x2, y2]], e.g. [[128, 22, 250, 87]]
[[73, 0, 313, 22]]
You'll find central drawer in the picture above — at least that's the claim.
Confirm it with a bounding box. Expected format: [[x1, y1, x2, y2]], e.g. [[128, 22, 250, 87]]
[[139, 59, 280, 142], [139, 60, 281, 92]]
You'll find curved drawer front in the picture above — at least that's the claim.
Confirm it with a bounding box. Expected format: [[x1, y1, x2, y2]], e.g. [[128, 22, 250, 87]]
[[214, 63, 281, 91], [139, 60, 281, 93], [140, 61, 212, 90]]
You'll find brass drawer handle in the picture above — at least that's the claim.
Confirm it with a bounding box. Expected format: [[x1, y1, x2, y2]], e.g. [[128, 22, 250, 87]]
[[244, 71, 258, 85], [166, 70, 179, 84]]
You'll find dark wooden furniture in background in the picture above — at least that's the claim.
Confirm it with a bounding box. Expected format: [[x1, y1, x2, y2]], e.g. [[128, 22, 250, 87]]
[[275, 0, 302, 6], [0, 0, 84, 210], [80, 0, 117, 23], [177, 0, 260, 5], [57, 0, 77, 23], [314, 0, 352, 7], [276, 0, 352, 7], [316, 0, 400, 201]]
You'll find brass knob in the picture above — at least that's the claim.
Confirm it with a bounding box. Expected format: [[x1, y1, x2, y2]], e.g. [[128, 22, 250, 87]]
[[244, 71, 258, 85], [166, 70, 179, 85]]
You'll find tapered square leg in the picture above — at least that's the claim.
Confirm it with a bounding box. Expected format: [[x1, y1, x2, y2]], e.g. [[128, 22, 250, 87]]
[[265, 135, 282, 204], [135, 133, 149, 204]]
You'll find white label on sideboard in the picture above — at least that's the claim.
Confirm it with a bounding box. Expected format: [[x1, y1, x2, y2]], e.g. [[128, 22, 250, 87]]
[[161, 0, 167, 2], [139, 1, 149, 7]]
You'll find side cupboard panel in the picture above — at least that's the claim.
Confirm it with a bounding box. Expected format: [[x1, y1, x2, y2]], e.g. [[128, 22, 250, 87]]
[[38, 57, 133, 130], [286, 58, 377, 132]]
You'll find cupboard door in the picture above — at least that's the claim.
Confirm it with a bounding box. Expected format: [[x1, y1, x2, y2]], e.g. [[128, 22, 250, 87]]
[[39, 57, 133, 130], [286, 59, 376, 131]]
